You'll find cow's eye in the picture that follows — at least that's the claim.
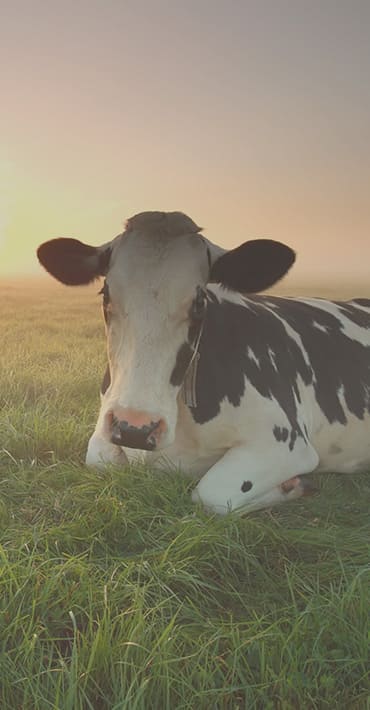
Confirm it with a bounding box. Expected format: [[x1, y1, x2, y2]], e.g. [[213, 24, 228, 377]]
[[191, 288, 207, 320]]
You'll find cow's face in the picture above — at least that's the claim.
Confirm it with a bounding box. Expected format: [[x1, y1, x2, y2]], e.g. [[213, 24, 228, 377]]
[[97, 220, 211, 450], [37, 211, 295, 451]]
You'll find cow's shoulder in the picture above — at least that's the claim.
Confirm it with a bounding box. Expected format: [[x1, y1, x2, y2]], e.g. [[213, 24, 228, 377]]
[[193, 289, 312, 434], [195, 289, 370, 428]]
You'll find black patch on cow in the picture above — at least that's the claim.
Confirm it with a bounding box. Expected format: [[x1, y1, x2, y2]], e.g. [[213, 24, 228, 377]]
[[266, 297, 370, 425], [192, 294, 370, 433], [273, 426, 289, 443], [206, 246, 212, 270], [171, 343, 194, 386], [241, 480, 253, 492], [191, 287, 207, 323], [333, 301, 370, 327], [101, 365, 111, 395], [289, 429, 297, 451], [99, 279, 110, 323], [192, 295, 312, 448], [209, 239, 295, 293], [170, 290, 207, 387], [350, 298, 370, 308], [99, 248, 112, 276]]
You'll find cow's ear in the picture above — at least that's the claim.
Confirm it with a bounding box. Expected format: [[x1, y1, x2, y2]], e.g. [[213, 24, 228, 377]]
[[37, 238, 111, 285], [209, 239, 295, 293]]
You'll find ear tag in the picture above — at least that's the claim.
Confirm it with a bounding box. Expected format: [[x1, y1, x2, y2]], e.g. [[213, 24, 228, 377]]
[[182, 352, 200, 408], [181, 312, 205, 408]]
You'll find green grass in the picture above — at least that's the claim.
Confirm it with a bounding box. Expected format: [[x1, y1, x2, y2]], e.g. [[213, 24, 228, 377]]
[[0, 281, 369, 709]]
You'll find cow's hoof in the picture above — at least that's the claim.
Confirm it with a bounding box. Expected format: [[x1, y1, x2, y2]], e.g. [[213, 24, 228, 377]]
[[281, 475, 318, 498]]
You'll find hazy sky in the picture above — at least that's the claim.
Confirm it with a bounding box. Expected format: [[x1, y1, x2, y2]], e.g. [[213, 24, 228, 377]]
[[1, 0, 370, 285]]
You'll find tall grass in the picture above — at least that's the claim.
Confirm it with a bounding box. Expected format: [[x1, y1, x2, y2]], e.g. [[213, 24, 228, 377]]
[[0, 281, 369, 709]]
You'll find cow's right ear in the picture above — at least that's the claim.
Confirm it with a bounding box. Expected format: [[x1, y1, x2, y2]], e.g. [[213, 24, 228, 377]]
[[37, 238, 111, 285]]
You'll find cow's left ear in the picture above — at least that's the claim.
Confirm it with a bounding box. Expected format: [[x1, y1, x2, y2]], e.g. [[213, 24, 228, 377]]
[[209, 239, 295, 293], [37, 238, 111, 285]]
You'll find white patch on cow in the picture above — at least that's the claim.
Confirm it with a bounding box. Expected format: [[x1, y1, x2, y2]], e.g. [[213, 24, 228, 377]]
[[247, 346, 260, 367], [312, 382, 370, 474], [297, 297, 370, 345], [349, 299, 370, 312], [314, 412, 370, 473], [313, 320, 328, 332], [268, 347, 278, 371], [216, 288, 246, 307]]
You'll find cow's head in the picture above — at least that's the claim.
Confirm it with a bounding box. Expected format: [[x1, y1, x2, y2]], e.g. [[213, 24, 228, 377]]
[[37, 211, 295, 451]]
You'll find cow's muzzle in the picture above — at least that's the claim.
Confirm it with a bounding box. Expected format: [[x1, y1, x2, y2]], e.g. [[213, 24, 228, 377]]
[[111, 416, 162, 451]]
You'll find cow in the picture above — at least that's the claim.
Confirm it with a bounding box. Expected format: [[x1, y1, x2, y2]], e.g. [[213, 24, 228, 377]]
[[37, 211, 370, 515]]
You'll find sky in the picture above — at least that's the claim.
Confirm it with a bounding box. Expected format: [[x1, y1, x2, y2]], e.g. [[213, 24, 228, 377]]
[[1, 0, 370, 286]]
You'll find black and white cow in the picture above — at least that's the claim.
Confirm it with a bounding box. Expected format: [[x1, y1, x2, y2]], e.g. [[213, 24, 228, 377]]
[[37, 211, 370, 514]]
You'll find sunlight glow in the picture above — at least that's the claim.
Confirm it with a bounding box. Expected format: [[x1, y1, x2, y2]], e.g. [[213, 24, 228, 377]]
[[1, 2, 369, 286]]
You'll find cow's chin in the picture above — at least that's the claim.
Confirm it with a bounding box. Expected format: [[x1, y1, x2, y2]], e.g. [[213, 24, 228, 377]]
[[140, 426, 176, 452]]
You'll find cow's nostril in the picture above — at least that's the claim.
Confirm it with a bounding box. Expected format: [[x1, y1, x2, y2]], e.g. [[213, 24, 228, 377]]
[[110, 417, 162, 450]]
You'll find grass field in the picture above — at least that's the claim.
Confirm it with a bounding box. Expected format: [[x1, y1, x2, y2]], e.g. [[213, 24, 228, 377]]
[[0, 280, 369, 709]]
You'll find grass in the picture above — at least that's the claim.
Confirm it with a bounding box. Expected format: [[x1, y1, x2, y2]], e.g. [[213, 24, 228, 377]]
[[0, 280, 369, 709]]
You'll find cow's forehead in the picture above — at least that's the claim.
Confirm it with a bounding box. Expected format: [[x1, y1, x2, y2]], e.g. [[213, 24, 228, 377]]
[[107, 228, 209, 306], [125, 210, 202, 237]]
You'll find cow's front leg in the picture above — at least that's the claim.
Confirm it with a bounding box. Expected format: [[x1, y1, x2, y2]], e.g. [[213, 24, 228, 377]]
[[86, 432, 128, 468], [86, 430, 128, 468], [86, 374, 129, 468], [191, 440, 319, 515], [85, 402, 127, 469], [217, 475, 318, 514]]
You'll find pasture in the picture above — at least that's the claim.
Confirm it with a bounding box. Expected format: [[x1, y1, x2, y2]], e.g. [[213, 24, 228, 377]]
[[0, 280, 369, 709]]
